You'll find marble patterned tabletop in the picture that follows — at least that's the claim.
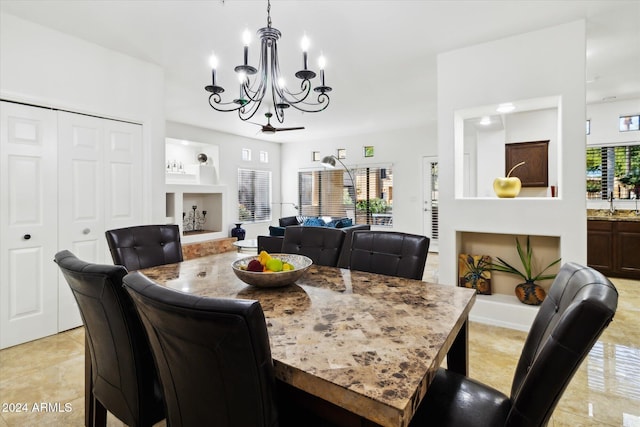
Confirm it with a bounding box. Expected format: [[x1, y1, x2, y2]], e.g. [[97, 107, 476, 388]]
[[137, 251, 476, 427]]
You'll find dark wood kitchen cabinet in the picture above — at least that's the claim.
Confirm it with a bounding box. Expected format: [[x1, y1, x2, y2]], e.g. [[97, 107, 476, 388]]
[[588, 220, 640, 279]]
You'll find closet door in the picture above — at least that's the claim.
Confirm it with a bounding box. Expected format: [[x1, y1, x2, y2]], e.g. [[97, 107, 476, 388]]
[[57, 112, 105, 330], [57, 112, 143, 331], [0, 102, 59, 349], [103, 119, 143, 233]]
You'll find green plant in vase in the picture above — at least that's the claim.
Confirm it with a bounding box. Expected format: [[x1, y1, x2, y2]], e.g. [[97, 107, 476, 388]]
[[491, 236, 561, 305]]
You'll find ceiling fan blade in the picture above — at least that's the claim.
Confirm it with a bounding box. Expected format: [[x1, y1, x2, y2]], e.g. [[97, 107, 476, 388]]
[[275, 127, 305, 132]]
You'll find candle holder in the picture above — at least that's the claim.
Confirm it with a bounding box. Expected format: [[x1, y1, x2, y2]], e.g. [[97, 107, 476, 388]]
[[183, 205, 207, 232]]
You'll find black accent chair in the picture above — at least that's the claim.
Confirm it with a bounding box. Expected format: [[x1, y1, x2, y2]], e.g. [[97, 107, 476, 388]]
[[409, 262, 618, 427], [348, 231, 430, 280], [122, 272, 332, 427], [281, 225, 346, 267], [53, 250, 164, 427], [105, 224, 183, 271]]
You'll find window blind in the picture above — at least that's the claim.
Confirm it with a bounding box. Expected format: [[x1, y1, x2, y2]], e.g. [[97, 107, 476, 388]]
[[586, 144, 640, 200], [238, 168, 272, 222], [298, 165, 393, 226]]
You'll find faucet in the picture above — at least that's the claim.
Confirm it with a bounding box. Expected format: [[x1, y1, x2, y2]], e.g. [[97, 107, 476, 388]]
[[609, 192, 616, 215]]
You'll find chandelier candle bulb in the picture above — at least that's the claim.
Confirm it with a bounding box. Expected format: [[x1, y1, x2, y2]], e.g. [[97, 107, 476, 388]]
[[301, 34, 310, 70], [209, 54, 218, 85], [242, 29, 251, 65], [319, 55, 326, 85]]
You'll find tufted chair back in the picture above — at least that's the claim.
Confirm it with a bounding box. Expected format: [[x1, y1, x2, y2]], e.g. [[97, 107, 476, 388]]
[[506, 262, 618, 425], [123, 272, 279, 427], [349, 231, 430, 280], [105, 224, 183, 271], [409, 262, 618, 427], [54, 250, 165, 427], [281, 225, 345, 267]]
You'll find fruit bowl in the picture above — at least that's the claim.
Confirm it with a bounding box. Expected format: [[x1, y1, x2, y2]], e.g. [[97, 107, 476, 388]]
[[231, 254, 313, 288]]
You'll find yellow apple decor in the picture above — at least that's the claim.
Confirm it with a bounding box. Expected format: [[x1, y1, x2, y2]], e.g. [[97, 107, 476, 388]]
[[493, 161, 525, 198]]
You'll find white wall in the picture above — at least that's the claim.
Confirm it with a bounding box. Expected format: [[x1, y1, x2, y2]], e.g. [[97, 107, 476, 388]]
[[587, 98, 640, 146], [280, 124, 437, 235], [0, 12, 166, 222], [585, 98, 640, 210], [438, 21, 586, 289], [166, 121, 282, 240]]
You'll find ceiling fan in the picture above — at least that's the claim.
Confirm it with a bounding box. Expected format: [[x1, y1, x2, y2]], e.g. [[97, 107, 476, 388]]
[[251, 112, 305, 134]]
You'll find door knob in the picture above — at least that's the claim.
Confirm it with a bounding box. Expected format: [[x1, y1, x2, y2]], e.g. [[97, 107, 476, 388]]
[[82, 228, 91, 235], [23, 234, 31, 240]]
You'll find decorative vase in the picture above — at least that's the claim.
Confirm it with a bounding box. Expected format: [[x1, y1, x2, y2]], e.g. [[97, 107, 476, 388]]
[[231, 223, 246, 241], [515, 281, 546, 305]]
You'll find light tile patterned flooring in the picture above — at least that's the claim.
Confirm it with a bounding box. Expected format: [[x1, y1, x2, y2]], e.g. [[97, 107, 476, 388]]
[[1, 254, 638, 426]]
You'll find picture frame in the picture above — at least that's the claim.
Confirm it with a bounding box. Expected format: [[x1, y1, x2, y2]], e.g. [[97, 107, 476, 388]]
[[458, 254, 492, 295], [337, 148, 346, 159], [363, 146, 374, 158], [619, 115, 640, 132], [312, 151, 321, 161]]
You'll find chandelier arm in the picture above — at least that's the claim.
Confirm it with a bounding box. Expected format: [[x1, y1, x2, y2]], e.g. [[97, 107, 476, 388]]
[[237, 98, 263, 121], [242, 38, 268, 101], [286, 94, 330, 113], [208, 94, 245, 112], [271, 42, 314, 102], [279, 80, 313, 103]]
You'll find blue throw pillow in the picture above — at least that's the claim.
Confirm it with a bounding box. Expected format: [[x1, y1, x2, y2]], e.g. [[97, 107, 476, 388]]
[[302, 217, 326, 227], [269, 226, 286, 236], [336, 218, 353, 228], [325, 219, 340, 228]]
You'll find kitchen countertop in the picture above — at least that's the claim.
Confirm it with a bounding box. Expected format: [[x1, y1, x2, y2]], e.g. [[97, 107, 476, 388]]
[[587, 209, 640, 221]]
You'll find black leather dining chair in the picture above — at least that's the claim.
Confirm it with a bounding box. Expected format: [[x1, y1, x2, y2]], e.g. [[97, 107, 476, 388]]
[[349, 231, 430, 280], [54, 250, 165, 427], [105, 224, 183, 271], [409, 262, 618, 427], [122, 271, 333, 427], [281, 225, 345, 267]]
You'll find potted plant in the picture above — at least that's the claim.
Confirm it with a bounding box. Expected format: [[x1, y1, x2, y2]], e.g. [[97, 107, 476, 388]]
[[491, 236, 561, 305]]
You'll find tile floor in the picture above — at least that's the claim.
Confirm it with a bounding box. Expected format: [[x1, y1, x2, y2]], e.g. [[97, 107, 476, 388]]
[[1, 254, 638, 427]]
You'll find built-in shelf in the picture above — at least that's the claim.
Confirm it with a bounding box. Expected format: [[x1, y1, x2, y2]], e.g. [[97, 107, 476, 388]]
[[165, 184, 227, 244]]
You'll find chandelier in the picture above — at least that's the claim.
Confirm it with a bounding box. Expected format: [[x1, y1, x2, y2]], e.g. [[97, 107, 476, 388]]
[[204, 0, 332, 123]]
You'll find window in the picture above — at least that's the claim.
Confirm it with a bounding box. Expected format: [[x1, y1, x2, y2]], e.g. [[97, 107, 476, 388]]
[[238, 169, 271, 222], [586, 144, 640, 200], [298, 165, 393, 226]]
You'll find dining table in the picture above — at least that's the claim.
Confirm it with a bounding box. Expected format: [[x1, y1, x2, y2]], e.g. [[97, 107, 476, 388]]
[[134, 251, 476, 427]]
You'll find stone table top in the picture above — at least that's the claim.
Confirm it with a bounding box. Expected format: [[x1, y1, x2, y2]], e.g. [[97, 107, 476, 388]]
[[137, 251, 476, 427]]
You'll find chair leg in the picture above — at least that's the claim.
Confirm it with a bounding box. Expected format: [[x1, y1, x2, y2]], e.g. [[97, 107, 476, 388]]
[[85, 333, 107, 427], [92, 396, 107, 427]]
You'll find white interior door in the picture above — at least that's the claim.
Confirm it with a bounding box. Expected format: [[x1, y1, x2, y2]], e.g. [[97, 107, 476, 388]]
[[103, 120, 142, 233], [57, 113, 143, 331], [0, 102, 59, 348], [423, 157, 439, 252], [57, 112, 105, 331]]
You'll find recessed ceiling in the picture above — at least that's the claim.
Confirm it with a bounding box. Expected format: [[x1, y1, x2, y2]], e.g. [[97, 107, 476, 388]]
[[1, 0, 639, 143]]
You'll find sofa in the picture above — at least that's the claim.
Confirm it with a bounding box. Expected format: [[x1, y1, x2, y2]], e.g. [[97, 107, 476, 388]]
[[257, 216, 370, 268]]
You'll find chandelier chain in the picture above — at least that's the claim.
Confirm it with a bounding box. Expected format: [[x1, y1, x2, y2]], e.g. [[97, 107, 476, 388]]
[[267, 0, 272, 28]]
